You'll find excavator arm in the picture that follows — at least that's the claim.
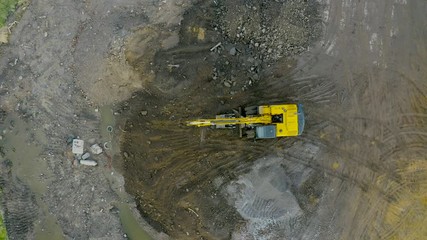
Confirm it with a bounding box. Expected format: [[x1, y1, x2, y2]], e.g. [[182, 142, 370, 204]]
[[186, 115, 272, 127]]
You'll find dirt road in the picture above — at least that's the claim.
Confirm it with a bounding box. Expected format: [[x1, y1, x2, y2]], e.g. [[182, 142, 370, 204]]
[[0, 0, 426, 239]]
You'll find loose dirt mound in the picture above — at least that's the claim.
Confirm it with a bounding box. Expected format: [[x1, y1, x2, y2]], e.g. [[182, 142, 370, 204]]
[[72, 5, 150, 105], [215, 0, 321, 59]]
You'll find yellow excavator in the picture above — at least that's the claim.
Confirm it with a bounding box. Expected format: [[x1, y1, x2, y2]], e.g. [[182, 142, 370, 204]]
[[187, 103, 305, 139]]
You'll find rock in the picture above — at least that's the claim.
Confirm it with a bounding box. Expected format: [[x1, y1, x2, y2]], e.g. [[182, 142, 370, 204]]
[[90, 144, 103, 155], [82, 152, 90, 160], [229, 47, 237, 56], [140, 110, 148, 116], [66, 135, 75, 145], [224, 81, 231, 88], [252, 74, 260, 80], [80, 159, 97, 166]]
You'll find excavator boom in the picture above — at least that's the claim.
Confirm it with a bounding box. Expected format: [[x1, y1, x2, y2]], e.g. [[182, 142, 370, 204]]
[[186, 115, 272, 127]]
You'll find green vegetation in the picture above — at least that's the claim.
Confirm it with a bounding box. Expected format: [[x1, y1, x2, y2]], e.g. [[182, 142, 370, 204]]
[[0, 213, 7, 240], [0, 0, 20, 28], [0, 187, 7, 240]]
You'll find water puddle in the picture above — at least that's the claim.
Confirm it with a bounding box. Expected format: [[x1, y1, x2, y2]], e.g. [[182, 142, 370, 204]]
[[2, 116, 46, 193], [99, 106, 152, 239], [34, 212, 65, 240], [99, 105, 118, 155], [116, 203, 152, 240], [0, 113, 64, 239]]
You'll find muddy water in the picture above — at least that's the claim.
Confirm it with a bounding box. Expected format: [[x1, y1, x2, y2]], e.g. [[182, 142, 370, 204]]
[[0, 113, 64, 239], [99, 106, 151, 240], [2, 115, 46, 193], [1, 109, 152, 239], [33, 212, 65, 240], [99, 105, 117, 154], [116, 203, 152, 240]]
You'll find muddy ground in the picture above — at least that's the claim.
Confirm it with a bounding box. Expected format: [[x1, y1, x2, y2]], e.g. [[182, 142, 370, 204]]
[[0, 0, 426, 239]]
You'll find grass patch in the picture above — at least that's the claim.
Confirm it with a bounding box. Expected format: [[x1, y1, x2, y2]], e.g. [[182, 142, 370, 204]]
[[0, 0, 20, 28], [0, 187, 7, 240], [0, 214, 7, 240]]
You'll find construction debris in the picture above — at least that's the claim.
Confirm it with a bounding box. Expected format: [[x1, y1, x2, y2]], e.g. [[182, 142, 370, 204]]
[[80, 160, 98, 166], [72, 139, 84, 154], [90, 144, 103, 155], [210, 42, 222, 52], [81, 152, 90, 160]]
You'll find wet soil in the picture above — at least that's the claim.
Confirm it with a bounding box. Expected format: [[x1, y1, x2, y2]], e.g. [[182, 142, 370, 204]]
[[120, 0, 324, 239], [0, 0, 176, 239], [121, 0, 427, 239]]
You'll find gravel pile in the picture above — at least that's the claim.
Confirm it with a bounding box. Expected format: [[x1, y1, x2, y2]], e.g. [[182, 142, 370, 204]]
[[214, 0, 322, 61]]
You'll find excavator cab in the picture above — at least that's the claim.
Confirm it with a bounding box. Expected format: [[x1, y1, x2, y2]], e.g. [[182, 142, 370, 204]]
[[251, 103, 305, 139]]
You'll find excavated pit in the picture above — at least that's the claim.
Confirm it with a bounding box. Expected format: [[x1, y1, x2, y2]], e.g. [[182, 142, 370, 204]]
[[119, 0, 427, 238], [119, 0, 324, 239]]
